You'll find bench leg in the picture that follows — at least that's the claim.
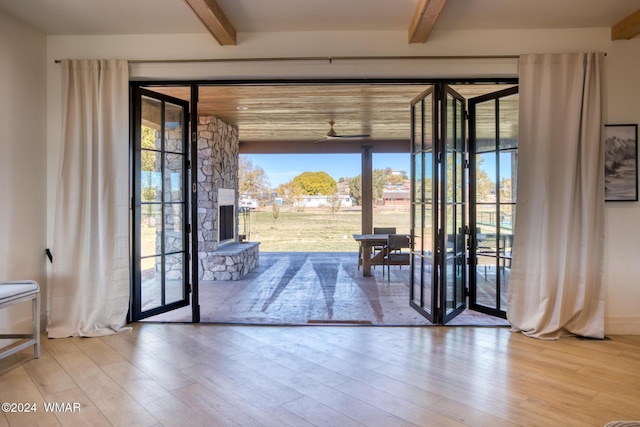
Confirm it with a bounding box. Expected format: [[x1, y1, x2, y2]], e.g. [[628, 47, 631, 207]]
[[32, 293, 40, 359]]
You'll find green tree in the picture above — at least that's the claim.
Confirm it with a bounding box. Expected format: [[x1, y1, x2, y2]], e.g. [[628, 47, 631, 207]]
[[349, 169, 386, 205], [349, 175, 362, 205], [500, 177, 512, 202], [475, 155, 496, 202], [141, 126, 159, 203], [292, 171, 337, 196], [239, 156, 271, 202], [372, 169, 386, 202], [277, 180, 305, 210], [141, 126, 158, 171]]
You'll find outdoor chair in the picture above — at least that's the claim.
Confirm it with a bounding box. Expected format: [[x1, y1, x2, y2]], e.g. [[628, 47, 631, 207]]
[[373, 227, 397, 236], [372, 227, 397, 266], [383, 234, 411, 281]]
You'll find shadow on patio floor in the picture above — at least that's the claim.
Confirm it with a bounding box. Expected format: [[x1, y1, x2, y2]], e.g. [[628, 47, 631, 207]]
[[145, 252, 510, 327]]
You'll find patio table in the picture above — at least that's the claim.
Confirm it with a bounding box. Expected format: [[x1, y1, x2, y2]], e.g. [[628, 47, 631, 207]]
[[353, 234, 390, 277]]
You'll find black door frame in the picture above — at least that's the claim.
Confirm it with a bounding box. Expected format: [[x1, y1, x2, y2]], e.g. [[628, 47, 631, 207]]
[[130, 86, 192, 321], [409, 83, 468, 325], [129, 78, 517, 324], [468, 86, 519, 319]]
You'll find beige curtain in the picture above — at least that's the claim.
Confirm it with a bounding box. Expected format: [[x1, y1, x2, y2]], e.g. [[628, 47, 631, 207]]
[[507, 53, 605, 339], [47, 60, 130, 338]]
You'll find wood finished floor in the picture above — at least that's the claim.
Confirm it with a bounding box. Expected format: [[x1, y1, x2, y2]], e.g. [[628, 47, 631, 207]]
[[2, 324, 640, 426], [147, 252, 509, 326]]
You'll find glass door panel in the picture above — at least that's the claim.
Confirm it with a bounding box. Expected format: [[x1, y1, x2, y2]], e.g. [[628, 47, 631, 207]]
[[409, 85, 466, 324], [132, 88, 190, 320], [469, 87, 519, 318], [410, 88, 435, 322], [441, 87, 466, 323]]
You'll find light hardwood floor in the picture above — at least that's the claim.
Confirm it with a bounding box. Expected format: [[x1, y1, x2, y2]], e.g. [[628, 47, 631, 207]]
[[1, 324, 639, 426]]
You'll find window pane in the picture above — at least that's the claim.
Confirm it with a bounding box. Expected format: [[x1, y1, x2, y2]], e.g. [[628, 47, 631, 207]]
[[424, 201, 433, 256], [412, 254, 423, 306], [141, 256, 162, 311], [446, 205, 454, 254], [500, 150, 518, 203], [141, 204, 162, 258], [456, 97, 464, 151], [414, 153, 423, 203], [141, 97, 162, 150], [446, 152, 454, 203], [165, 253, 184, 304], [424, 152, 433, 201], [413, 203, 423, 254], [446, 94, 455, 148], [499, 94, 519, 150], [424, 93, 433, 152], [164, 204, 184, 253], [499, 150, 517, 203], [475, 100, 496, 153], [476, 206, 497, 242], [141, 151, 162, 203], [165, 102, 184, 153], [413, 102, 423, 152], [476, 153, 496, 203], [456, 152, 463, 202], [164, 153, 184, 202], [445, 260, 455, 310]]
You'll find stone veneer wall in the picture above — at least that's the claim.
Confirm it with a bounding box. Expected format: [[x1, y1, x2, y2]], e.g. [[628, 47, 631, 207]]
[[205, 242, 260, 281], [197, 115, 242, 280]]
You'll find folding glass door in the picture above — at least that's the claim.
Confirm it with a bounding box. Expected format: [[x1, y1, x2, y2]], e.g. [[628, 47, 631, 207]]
[[131, 88, 191, 320], [410, 85, 467, 324], [468, 87, 519, 318]]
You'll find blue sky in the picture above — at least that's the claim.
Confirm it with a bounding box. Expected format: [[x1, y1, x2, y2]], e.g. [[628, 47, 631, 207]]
[[243, 153, 411, 187]]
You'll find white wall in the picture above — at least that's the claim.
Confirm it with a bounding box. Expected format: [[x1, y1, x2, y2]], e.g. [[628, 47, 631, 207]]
[[601, 39, 640, 334], [44, 27, 640, 334], [0, 10, 47, 337]]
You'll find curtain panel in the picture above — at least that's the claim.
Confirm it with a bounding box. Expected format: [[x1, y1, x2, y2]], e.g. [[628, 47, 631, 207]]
[[507, 52, 605, 339], [48, 59, 130, 338]]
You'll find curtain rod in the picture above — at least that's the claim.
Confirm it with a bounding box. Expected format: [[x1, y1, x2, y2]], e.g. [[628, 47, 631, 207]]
[[54, 54, 521, 64]]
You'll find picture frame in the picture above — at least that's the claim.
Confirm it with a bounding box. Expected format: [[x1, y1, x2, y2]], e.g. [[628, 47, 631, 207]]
[[604, 124, 638, 202]]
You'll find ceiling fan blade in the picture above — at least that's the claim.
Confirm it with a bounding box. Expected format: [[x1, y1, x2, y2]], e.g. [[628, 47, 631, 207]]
[[327, 134, 370, 139], [314, 121, 370, 141], [339, 134, 370, 138]]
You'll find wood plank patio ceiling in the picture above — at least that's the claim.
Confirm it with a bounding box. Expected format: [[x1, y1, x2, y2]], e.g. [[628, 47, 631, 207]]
[[147, 83, 516, 152]]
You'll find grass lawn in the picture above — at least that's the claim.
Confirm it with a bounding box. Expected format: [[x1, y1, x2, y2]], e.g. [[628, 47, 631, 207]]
[[243, 205, 411, 252]]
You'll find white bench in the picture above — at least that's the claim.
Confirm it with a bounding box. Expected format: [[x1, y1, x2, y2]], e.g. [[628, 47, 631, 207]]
[[0, 280, 40, 360]]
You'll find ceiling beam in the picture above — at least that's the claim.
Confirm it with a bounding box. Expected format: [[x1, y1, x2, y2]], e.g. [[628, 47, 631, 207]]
[[184, 0, 237, 45], [408, 0, 448, 44], [612, 8, 640, 40]]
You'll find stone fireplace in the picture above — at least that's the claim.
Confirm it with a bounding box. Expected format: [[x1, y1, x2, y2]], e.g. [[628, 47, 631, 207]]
[[196, 116, 259, 281]]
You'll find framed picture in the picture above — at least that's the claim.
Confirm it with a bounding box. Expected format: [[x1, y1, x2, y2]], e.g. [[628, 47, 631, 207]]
[[604, 124, 638, 202]]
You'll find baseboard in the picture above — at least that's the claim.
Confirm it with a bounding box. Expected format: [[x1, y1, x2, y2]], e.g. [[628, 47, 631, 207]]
[[605, 316, 640, 335]]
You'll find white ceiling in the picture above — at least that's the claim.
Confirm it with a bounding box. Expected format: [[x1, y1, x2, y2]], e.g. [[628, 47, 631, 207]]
[[0, 0, 639, 36]]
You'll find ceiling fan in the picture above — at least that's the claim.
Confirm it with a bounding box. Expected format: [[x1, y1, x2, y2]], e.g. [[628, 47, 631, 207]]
[[312, 121, 370, 143]]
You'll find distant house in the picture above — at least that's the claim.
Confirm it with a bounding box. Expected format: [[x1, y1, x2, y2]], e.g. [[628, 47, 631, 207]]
[[293, 194, 353, 208], [382, 189, 410, 205], [239, 198, 259, 208]]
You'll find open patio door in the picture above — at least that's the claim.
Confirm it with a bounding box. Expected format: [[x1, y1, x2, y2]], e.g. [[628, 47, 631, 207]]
[[468, 86, 518, 319], [410, 85, 467, 324], [130, 88, 191, 321]]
